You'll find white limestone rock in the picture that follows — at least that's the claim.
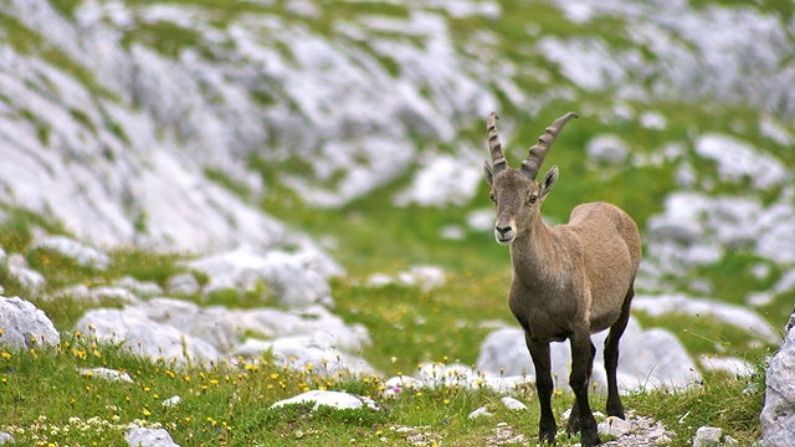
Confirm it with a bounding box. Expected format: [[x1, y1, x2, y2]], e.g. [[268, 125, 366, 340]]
[[0, 432, 13, 445], [692, 426, 722, 447], [125, 426, 180, 447], [6, 254, 46, 294], [761, 318, 795, 447], [383, 375, 424, 397], [698, 355, 754, 377], [165, 273, 200, 296], [79, 367, 134, 383], [75, 308, 220, 366], [476, 317, 702, 392], [468, 406, 492, 420], [0, 296, 59, 350], [500, 396, 527, 411], [598, 416, 631, 437], [394, 152, 482, 207], [162, 395, 182, 408], [114, 276, 163, 297], [188, 245, 339, 307], [586, 134, 629, 165], [366, 265, 446, 292], [466, 209, 494, 232], [31, 235, 110, 270], [270, 390, 379, 411], [232, 335, 376, 377], [90, 286, 141, 305], [695, 134, 788, 189], [633, 294, 779, 344]]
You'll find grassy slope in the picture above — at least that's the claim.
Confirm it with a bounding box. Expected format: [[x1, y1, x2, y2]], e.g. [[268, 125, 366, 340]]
[[2, 0, 794, 445]]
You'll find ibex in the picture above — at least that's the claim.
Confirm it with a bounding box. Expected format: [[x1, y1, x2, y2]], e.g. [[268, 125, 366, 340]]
[[483, 112, 641, 446]]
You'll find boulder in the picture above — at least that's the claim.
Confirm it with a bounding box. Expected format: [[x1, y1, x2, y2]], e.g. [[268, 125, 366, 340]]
[[0, 432, 13, 445], [698, 355, 754, 377], [31, 235, 110, 270], [598, 416, 631, 437], [125, 426, 179, 447], [162, 395, 181, 408], [6, 254, 45, 294], [75, 308, 220, 366], [476, 317, 702, 392], [761, 317, 795, 447], [468, 406, 492, 420], [501, 396, 527, 411], [79, 367, 134, 383], [633, 294, 779, 344], [166, 273, 200, 296], [586, 134, 629, 165], [270, 390, 378, 411], [0, 296, 59, 350], [232, 336, 376, 377], [115, 276, 163, 297], [692, 426, 722, 447], [188, 245, 338, 307]]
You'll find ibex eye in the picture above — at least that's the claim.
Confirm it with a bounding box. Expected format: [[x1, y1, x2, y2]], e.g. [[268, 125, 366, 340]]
[[528, 194, 538, 204]]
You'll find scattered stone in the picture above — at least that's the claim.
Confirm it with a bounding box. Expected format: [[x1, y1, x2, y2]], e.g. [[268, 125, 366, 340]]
[[633, 294, 779, 344], [586, 134, 629, 165], [115, 276, 163, 297], [698, 355, 754, 377], [600, 413, 674, 446], [6, 254, 46, 294], [466, 209, 494, 232], [639, 111, 667, 130], [31, 235, 110, 270], [391, 425, 439, 447], [383, 375, 424, 397], [166, 273, 200, 296], [723, 435, 739, 446], [162, 395, 181, 408], [270, 390, 379, 411], [695, 134, 788, 189], [0, 296, 59, 350], [599, 416, 631, 437], [76, 308, 220, 366], [761, 314, 795, 447], [48, 284, 92, 302], [0, 432, 13, 445], [188, 245, 338, 307], [79, 367, 134, 383], [439, 225, 465, 240], [500, 396, 527, 411], [90, 286, 141, 305], [367, 265, 446, 292], [233, 335, 376, 377], [486, 423, 526, 446], [125, 425, 180, 447], [468, 406, 492, 420], [692, 426, 722, 447], [393, 152, 481, 207]]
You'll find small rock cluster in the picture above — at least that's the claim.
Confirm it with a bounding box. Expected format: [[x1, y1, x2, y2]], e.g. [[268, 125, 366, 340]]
[[599, 413, 674, 446], [691, 426, 738, 447]]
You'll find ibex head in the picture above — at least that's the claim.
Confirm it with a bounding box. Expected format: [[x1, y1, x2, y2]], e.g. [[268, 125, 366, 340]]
[[483, 112, 578, 245]]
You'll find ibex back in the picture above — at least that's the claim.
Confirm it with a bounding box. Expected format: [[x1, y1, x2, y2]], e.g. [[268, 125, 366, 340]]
[[483, 112, 641, 447]]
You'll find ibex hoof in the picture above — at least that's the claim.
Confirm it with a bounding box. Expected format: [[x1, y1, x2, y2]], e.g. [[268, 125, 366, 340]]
[[580, 429, 601, 447]]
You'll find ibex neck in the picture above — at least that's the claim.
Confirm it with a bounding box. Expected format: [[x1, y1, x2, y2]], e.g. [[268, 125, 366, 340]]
[[509, 211, 558, 286]]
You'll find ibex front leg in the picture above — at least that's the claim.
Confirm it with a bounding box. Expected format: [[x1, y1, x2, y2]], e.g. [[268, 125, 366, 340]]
[[525, 334, 556, 444], [569, 330, 601, 446]]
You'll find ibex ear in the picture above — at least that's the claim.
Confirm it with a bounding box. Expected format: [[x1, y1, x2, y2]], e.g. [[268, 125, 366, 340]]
[[540, 165, 559, 199], [483, 161, 494, 186]]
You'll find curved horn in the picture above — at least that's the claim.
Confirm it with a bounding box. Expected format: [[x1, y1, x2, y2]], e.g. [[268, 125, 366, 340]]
[[521, 112, 578, 179], [486, 112, 507, 174]]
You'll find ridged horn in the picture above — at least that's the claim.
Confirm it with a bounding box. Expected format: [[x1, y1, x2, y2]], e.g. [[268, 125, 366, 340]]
[[486, 112, 507, 174], [520, 112, 578, 179]]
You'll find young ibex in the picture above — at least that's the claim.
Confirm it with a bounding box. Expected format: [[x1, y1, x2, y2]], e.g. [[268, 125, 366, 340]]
[[483, 112, 641, 446]]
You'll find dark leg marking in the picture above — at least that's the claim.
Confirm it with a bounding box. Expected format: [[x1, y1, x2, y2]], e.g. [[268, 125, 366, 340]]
[[604, 281, 634, 419], [526, 333, 557, 444]]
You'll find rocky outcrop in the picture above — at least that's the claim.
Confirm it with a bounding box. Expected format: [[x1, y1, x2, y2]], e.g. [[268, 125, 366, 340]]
[[761, 315, 795, 447], [0, 296, 59, 350], [125, 426, 179, 447]]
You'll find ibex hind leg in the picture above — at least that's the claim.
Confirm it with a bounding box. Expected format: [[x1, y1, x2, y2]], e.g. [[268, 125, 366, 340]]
[[603, 280, 634, 419]]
